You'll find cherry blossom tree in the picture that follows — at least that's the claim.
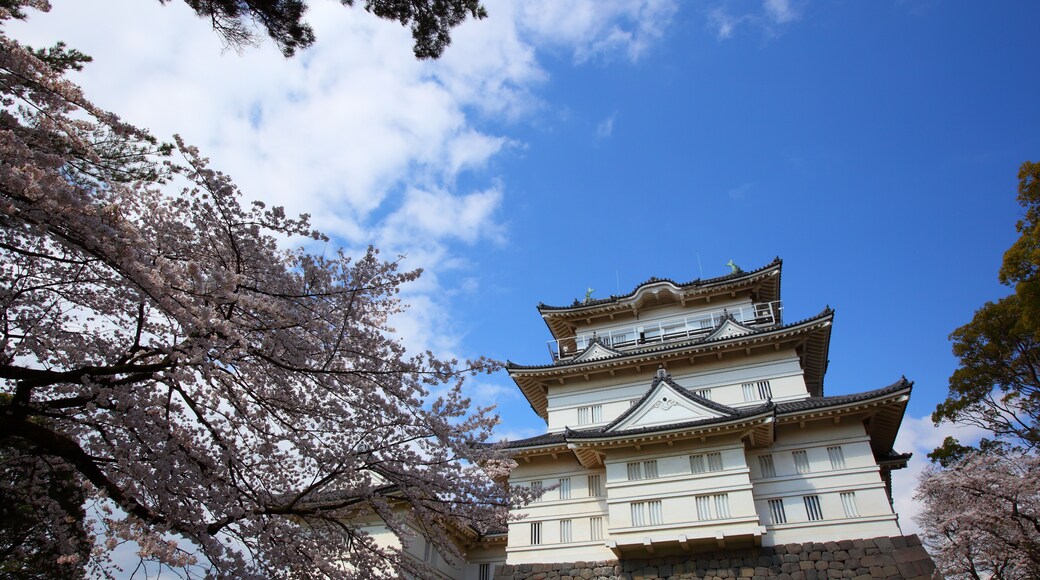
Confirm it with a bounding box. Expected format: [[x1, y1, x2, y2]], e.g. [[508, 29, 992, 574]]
[[915, 452, 1040, 580], [0, 3, 514, 577]]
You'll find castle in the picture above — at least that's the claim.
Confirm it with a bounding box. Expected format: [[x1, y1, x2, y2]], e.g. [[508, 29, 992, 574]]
[[392, 259, 916, 579]]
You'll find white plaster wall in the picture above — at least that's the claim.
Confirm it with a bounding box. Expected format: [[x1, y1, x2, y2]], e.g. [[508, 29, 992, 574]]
[[545, 351, 809, 432], [747, 421, 902, 545]]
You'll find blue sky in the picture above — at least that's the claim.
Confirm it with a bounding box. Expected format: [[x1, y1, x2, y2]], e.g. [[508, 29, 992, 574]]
[[8, 0, 1037, 536]]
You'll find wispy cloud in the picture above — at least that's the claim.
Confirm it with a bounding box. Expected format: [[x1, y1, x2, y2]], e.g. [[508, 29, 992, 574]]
[[707, 0, 803, 40], [596, 112, 617, 138]]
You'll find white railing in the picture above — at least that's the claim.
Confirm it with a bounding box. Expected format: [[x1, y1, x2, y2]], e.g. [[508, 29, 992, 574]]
[[547, 301, 782, 361]]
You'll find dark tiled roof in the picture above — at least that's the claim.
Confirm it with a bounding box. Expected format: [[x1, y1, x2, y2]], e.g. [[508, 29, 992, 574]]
[[775, 377, 912, 414], [501, 431, 569, 449], [502, 377, 912, 451], [601, 371, 743, 431], [505, 308, 833, 371], [537, 257, 782, 311], [566, 403, 775, 440]]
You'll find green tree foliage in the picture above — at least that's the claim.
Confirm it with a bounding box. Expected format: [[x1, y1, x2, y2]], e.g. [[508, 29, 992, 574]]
[[169, 0, 487, 57], [933, 160, 1040, 453]]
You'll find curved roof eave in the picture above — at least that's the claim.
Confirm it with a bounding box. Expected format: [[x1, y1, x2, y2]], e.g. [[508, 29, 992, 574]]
[[536, 258, 782, 332]]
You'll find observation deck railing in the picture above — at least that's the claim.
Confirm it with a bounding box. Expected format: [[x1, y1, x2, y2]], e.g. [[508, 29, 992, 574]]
[[547, 301, 783, 361]]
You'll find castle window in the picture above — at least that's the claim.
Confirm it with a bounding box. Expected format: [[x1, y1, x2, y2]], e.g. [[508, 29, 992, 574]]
[[530, 522, 542, 545], [691, 452, 723, 473], [587, 474, 603, 496], [714, 494, 731, 519], [559, 477, 571, 500], [695, 388, 712, 400], [793, 450, 811, 474], [841, 492, 859, 517], [590, 516, 603, 540], [423, 540, 434, 562], [827, 446, 847, 470], [577, 404, 603, 425], [758, 454, 776, 478], [707, 452, 723, 471], [630, 500, 662, 526], [804, 495, 823, 521], [742, 380, 772, 401], [560, 519, 572, 543], [531, 480, 543, 502], [690, 454, 705, 474], [627, 460, 658, 480], [696, 493, 730, 520], [768, 498, 787, 524], [479, 563, 490, 580]]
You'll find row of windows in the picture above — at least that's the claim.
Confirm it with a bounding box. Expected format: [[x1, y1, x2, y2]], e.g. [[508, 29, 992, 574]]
[[530, 474, 603, 501], [529, 517, 604, 545], [631, 493, 731, 527], [529, 445, 849, 503], [757, 445, 846, 478], [766, 491, 860, 524]]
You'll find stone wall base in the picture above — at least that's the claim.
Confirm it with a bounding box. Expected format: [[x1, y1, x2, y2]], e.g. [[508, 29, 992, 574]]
[[495, 535, 940, 580]]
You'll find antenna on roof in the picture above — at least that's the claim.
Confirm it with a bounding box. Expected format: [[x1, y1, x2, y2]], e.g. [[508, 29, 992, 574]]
[[615, 269, 620, 294], [696, 252, 704, 277]]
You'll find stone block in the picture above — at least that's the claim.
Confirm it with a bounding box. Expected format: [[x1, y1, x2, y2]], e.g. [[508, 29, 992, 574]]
[[874, 537, 894, 553], [891, 537, 907, 549], [815, 561, 829, 571], [893, 546, 929, 564]]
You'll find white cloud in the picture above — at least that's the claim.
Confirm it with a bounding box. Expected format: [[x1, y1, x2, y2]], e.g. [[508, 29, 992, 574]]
[[5, 0, 677, 370], [763, 0, 798, 24], [517, 0, 679, 63], [596, 112, 617, 138], [707, 0, 802, 40], [891, 415, 989, 536]]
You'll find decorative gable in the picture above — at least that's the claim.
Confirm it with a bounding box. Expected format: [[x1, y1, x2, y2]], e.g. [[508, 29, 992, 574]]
[[571, 339, 622, 362], [607, 371, 731, 433], [704, 317, 756, 341]]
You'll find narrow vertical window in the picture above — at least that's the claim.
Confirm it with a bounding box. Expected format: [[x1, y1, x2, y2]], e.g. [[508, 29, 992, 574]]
[[841, 492, 859, 517], [804, 495, 823, 521], [648, 500, 663, 525], [742, 383, 755, 402], [559, 477, 571, 500], [713, 494, 730, 519], [587, 474, 602, 497], [423, 540, 433, 562], [530, 522, 542, 545], [768, 499, 787, 524], [479, 563, 490, 580], [827, 446, 846, 470], [577, 406, 589, 425], [695, 388, 712, 400], [627, 462, 642, 480], [590, 516, 604, 540], [793, 450, 811, 474], [758, 454, 776, 478], [531, 480, 543, 502], [707, 452, 723, 472], [757, 380, 772, 399], [696, 495, 712, 520], [631, 502, 646, 526], [591, 404, 603, 423], [690, 454, 706, 474], [643, 460, 659, 479], [560, 519, 572, 543]]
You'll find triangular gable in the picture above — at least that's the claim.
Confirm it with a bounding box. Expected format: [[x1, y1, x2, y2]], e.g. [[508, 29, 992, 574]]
[[572, 339, 622, 362], [704, 317, 757, 341], [607, 373, 735, 433]]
